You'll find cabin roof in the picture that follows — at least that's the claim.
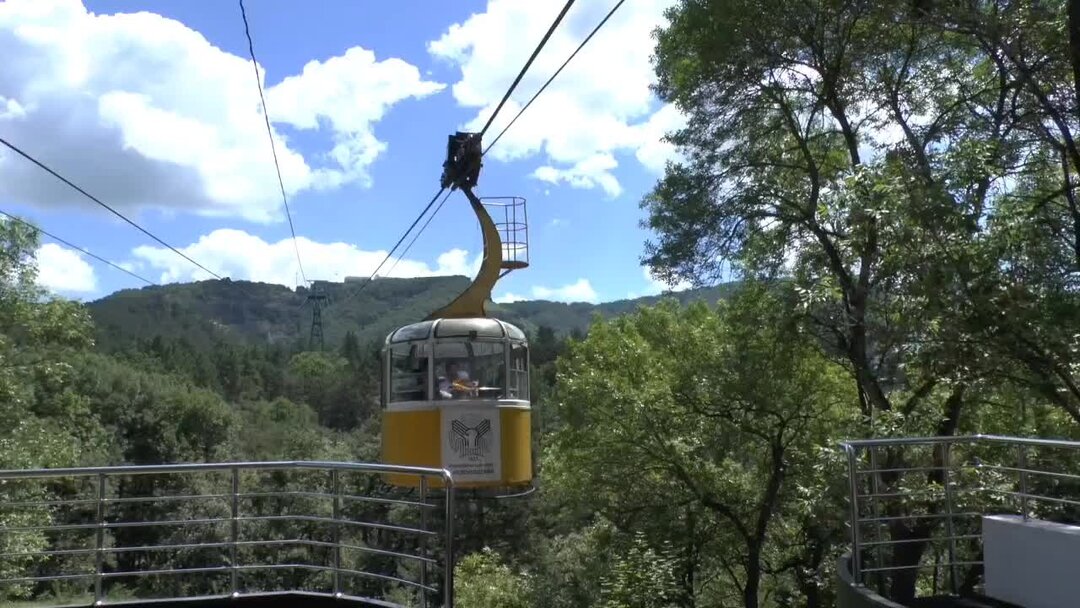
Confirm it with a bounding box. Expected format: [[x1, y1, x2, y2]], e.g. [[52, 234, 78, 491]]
[[386, 317, 526, 343]]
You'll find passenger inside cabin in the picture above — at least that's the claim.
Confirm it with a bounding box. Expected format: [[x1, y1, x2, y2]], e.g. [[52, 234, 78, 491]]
[[445, 361, 478, 398]]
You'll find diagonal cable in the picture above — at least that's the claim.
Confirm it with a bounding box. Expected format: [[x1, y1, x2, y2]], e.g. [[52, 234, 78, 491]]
[[385, 189, 454, 278], [387, 1, 626, 277], [352, 187, 446, 297], [0, 210, 155, 286], [0, 136, 222, 279], [484, 0, 626, 156], [478, 0, 576, 137], [351, 1, 578, 299]]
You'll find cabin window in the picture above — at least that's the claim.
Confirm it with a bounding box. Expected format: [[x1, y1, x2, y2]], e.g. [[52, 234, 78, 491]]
[[391, 321, 433, 343], [434, 340, 505, 400], [508, 342, 529, 400], [389, 343, 429, 402]]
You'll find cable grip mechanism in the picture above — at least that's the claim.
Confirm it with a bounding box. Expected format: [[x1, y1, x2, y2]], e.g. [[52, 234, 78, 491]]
[[440, 132, 483, 191]]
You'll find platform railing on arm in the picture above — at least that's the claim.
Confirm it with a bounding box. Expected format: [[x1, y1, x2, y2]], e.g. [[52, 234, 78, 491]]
[[0, 461, 455, 607], [840, 434, 1080, 601]]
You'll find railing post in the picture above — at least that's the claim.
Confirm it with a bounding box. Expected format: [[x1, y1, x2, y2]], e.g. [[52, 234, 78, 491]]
[[332, 468, 342, 597], [844, 445, 862, 586], [94, 473, 106, 605], [231, 466, 239, 596], [420, 476, 429, 608], [942, 442, 958, 595], [1018, 444, 1030, 521], [868, 445, 882, 593], [444, 475, 455, 608]]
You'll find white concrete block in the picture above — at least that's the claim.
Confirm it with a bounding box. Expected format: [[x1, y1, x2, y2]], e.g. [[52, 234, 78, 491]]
[[983, 514, 1080, 608]]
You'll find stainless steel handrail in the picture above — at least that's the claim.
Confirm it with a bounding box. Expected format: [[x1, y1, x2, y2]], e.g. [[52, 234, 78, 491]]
[[0, 460, 456, 607], [840, 434, 1080, 599]]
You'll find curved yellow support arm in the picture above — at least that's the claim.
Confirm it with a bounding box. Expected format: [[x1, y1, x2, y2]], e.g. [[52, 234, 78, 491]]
[[425, 187, 503, 320]]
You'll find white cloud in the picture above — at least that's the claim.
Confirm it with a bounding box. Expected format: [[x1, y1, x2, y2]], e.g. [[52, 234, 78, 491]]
[[534, 153, 622, 197], [130, 229, 481, 287], [428, 0, 686, 197], [35, 243, 96, 293], [494, 292, 527, 304], [495, 278, 598, 304], [0, 0, 444, 222], [534, 279, 599, 303], [634, 104, 686, 172]]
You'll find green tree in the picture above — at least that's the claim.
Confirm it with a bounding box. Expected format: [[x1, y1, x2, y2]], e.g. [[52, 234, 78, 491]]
[[525, 518, 616, 608], [285, 351, 361, 429], [454, 547, 532, 608], [600, 532, 682, 608], [645, 0, 1080, 426], [643, 2, 1080, 597], [233, 398, 332, 460], [547, 285, 856, 607], [0, 217, 106, 599], [341, 330, 362, 364]]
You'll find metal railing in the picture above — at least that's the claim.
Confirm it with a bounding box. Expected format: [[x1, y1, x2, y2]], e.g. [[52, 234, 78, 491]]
[[841, 434, 1080, 599], [0, 461, 455, 607], [481, 197, 529, 270]]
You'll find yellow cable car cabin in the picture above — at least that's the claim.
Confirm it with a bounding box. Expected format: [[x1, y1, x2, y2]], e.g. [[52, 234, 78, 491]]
[[380, 130, 532, 491], [380, 317, 531, 489]]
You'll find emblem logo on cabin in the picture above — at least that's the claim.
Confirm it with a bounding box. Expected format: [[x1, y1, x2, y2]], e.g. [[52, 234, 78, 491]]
[[449, 417, 492, 461]]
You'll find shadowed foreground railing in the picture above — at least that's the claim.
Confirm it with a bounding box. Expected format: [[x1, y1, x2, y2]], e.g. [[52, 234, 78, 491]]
[[839, 434, 1080, 604], [0, 461, 455, 607]]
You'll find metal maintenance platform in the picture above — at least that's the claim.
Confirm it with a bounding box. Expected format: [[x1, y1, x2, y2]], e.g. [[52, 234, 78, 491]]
[[836, 435, 1078, 608]]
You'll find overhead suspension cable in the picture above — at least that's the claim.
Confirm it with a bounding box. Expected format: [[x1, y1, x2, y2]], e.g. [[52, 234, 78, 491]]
[[353, 187, 447, 294], [353, 1, 577, 297], [0, 136, 223, 279], [478, 0, 576, 137], [239, 0, 308, 285], [484, 0, 626, 156], [384, 189, 454, 278], [0, 210, 156, 286], [387, 0, 624, 274]]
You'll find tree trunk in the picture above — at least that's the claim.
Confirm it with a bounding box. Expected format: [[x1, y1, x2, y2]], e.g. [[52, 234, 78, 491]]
[[743, 542, 761, 608], [681, 508, 699, 608], [883, 385, 965, 602]]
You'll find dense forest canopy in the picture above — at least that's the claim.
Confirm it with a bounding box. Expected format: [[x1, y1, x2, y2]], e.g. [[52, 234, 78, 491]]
[[638, 0, 1080, 603], [5, 1, 1080, 607]]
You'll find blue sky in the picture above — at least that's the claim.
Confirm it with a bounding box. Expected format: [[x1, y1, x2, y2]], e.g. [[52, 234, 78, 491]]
[[0, 0, 689, 304]]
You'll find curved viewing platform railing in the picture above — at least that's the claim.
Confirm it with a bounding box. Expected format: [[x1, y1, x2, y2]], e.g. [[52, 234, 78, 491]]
[[839, 434, 1080, 607], [0, 461, 455, 608]]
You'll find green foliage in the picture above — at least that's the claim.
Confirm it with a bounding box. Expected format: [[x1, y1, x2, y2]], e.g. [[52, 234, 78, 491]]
[[455, 547, 532, 608], [644, 0, 1080, 425], [0, 216, 380, 602], [600, 532, 682, 608], [0, 219, 104, 599], [546, 284, 856, 607], [285, 351, 353, 427], [233, 398, 335, 459], [526, 519, 616, 608], [641, 0, 1080, 602]]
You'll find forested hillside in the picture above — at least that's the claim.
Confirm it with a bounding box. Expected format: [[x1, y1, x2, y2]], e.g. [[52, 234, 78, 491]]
[[8, 0, 1080, 607], [86, 277, 735, 352]]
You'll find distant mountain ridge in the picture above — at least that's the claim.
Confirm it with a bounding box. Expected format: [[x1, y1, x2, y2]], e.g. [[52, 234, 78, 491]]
[[86, 276, 736, 351]]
